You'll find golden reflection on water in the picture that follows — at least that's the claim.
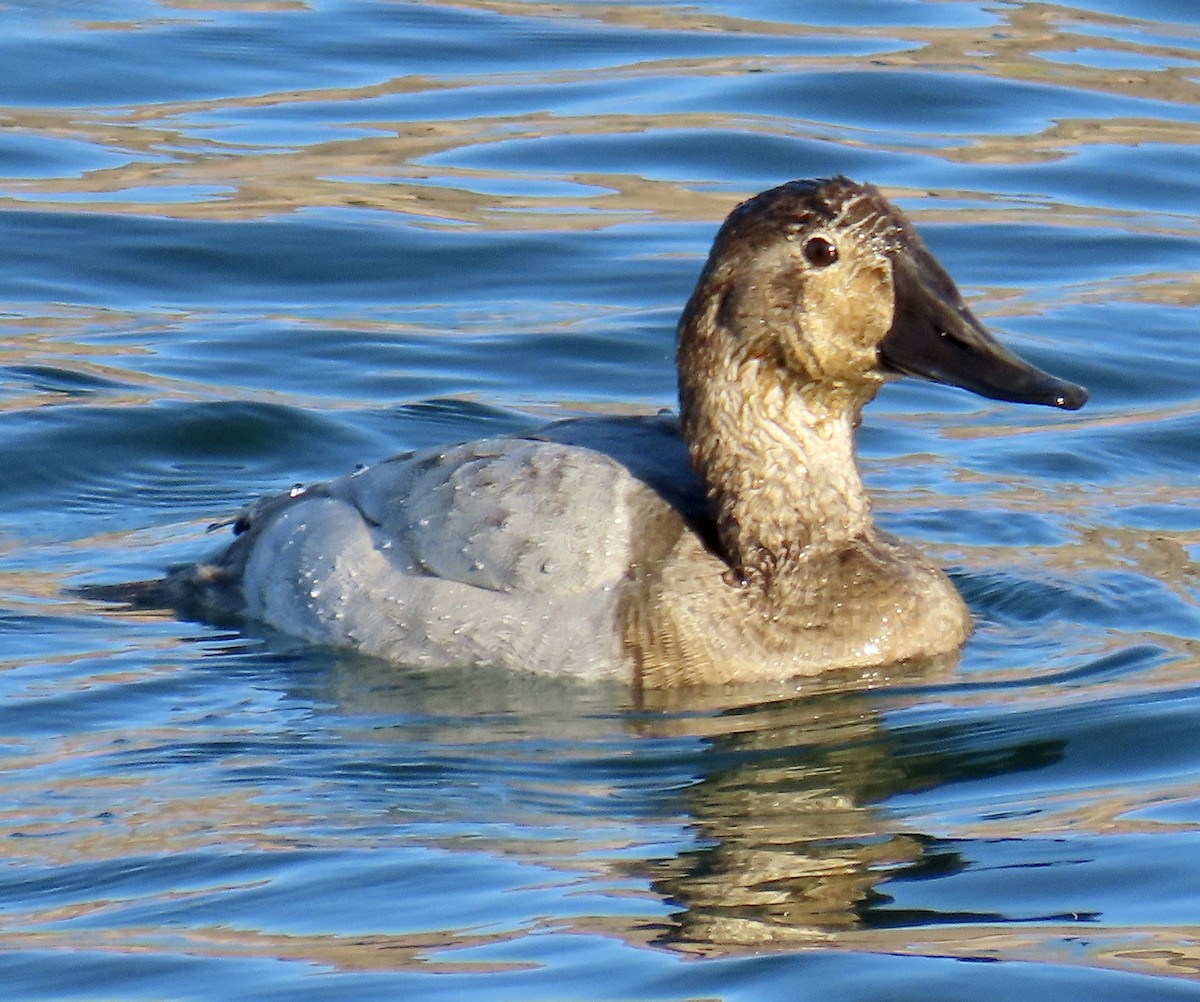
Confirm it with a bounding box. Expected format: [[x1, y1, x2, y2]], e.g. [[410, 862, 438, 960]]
[[3, 2, 1199, 225]]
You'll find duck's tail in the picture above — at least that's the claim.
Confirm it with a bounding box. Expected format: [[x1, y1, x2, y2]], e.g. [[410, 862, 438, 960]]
[[75, 490, 303, 622], [75, 577, 175, 608], [75, 560, 245, 623]]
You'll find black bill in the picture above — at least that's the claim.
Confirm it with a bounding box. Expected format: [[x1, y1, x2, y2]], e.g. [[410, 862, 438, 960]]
[[878, 245, 1087, 411]]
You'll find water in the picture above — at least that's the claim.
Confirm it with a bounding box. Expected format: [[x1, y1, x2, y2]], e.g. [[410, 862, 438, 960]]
[[2, 1, 1200, 998]]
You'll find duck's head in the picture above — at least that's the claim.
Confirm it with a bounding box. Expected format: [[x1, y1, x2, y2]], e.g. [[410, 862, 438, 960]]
[[678, 176, 1087, 413]]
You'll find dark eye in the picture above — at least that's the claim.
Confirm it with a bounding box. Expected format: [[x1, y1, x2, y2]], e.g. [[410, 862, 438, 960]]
[[803, 235, 838, 268]]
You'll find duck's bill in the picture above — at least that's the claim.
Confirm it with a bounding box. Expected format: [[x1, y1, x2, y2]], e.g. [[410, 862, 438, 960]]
[[878, 251, 1087, 411]]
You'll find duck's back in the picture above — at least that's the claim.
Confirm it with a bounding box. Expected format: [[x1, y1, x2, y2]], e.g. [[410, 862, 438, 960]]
[[177, 414, 707, 679]]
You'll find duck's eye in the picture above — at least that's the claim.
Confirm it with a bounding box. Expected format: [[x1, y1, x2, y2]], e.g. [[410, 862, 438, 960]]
[[802, 235, 839, 268]]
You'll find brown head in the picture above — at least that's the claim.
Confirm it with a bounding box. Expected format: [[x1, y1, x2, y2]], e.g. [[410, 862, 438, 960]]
[[675, 177, 1086, 580], [678, 176, 1086, 426]]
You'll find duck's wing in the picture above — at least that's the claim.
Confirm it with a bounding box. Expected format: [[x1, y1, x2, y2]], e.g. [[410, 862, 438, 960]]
[[273, 412, 709, 600], [126, 415, 708, 673], [527, 411, 711, 536], [324, 430, 689, 596]]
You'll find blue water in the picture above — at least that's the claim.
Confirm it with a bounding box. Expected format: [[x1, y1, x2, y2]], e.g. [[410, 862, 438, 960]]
[[3, 1, 1200, 999]]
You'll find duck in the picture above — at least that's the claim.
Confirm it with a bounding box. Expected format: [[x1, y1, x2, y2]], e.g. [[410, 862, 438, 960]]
[[97, 177, 1087, 687]]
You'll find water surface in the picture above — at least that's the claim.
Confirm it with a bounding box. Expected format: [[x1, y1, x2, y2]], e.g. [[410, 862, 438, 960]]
[[2, 1, 1200, 999]]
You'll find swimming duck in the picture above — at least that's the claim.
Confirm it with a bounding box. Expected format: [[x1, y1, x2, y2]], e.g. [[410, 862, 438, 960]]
[[106, 177, 1086, 686]]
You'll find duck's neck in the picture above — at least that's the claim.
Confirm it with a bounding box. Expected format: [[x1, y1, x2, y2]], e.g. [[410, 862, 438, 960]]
[[680, 351, 877, 586]]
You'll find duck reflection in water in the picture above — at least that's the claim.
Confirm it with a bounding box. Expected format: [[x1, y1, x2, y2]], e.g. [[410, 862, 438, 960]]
[[636, 675, 1071, 954], [317, 658, 1069, 960]]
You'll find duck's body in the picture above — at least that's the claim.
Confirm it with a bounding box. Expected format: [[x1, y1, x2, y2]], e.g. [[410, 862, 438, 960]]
[[100, 177, 1086, 686], [171, 412, 968, 685]]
